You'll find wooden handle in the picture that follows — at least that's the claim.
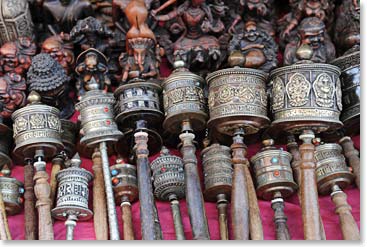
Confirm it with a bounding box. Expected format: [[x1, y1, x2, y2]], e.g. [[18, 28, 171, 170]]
[[339, 136, 360, 189], [245, 164, 263, 240], [92, 149, 108, 240], [135, 131, 163, 240], [299, 131, 322, 240], [121, 201, 134, 240], [24, 162, 37, 240], [33, 166, 54, 240], [0, 191, 11, 240], [50, 156, 64, 209], [271, 197, 290, 240], [170, 198, 185, 240], [331, 188, 360, 240], [230, 132, 249, 240], [287, 136, 326, 240], [217, 198, 228, 240], [179, 131, 210, 240]]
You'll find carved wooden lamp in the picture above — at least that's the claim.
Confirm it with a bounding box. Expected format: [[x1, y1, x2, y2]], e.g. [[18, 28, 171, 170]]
[[251, 139, 298, 240], [12, 91, 64, 240], [52, 153, 93, 240], [315, 142, 360, 240], [206, 52, 269, 240], [162, 61, 210, 240], [110, 159, 138, 240], [201, 143, 232, 240], [151, 146, 186, 240]]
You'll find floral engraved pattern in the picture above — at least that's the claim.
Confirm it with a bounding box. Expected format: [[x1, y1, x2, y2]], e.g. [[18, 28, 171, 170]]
[[286, 73, 311, 107], [313, 73, 335, 108], [48, 115, 60, 130], [29, 114, 45, 129], [218, 85, 256, 104], [272, 77, 285, 110], [335, 78, 343, 111], [14, 116, 27, 134]]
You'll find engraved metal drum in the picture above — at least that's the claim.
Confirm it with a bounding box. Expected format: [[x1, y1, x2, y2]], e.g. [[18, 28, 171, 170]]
[[206, 68, 269, 136], [75, 90, 123, 147], [315, 143, 354, 195], [162, 69, 207, 134], [60, 120, 77, 158], [251, 141, 297, 200], [332, 51, 360, 130], [151, 148, 185, 201], [51, 167, 93, 221], [0, 128, 12, 169], [110, 163, 138, 204], [0, 176, 24, 215], [201, 143, 232, 202], [269, 63, 343, 135], [12, 103, 63, 160]]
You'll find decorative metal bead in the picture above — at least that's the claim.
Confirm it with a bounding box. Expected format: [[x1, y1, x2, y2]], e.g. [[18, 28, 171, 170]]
[[75, 90, 123, 147], [201, 143, 232, 202], [251, 140, 297, 201], [110, 162, 138, 204], [0, 176, 24, 215], [206, 68, 269, 136], [315, 143, 354, 195], [12, 91, 64, 160], [51, 155, 93, 221], [151, 147, 185, 201]]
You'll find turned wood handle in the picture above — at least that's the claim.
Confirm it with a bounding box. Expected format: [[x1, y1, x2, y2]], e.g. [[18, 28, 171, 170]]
[[0, 192, 11, 240], [121, 202, 134, 240], [217, 201, 228, 240], [339, 137, 360, 189], [331, 190, 360, 240], [244, 164, 263, 240], [179, 132, 210, 240], [230, 135, 249, 240], [135, 131, 163, 240], [92, 150, 108, 240], [287, 138, 326, 240], [34, 170, 54, 240], [299, 132, 322, 240], [170, 199, 185, 240], [24, 163, 37, 240], [50, 157, 63, 209], [271, 198, 290, 240]]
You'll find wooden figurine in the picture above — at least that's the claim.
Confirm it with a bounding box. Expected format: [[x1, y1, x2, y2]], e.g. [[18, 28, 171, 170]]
[[12, 91, 65, 240], [162, 61, 210, 240], [251, 139, 298, 240], [110, 159, 138, 240], [201, 143, 232, 240], [52, 153, 93, 240], [90, 0, 114, 28], [27, 53, 74, 119], [151, 147, 186, 240], [315, 142, 360, 240], [76, 90, 123, 240]]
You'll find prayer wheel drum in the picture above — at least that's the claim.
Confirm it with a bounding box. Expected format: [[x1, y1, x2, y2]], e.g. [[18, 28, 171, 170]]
[[114, 81, 163, 155], [75, 90, 123, 147], [110, 163, 138, 204], [12, 97, 64, 160], [201, 143, 232, 202], [60, 120, 78, 158], [51, 166, 93, 221], [315, 143, 354, 195], [151, 148, 185, 201], [206, 68, 269, 136], [0, 177, 24, 215], [269, 63, 343, 135], [0, 128, 13, 169], [332, 51, 360, 132], [162, 68, 208, 134], [251, 140, 297, 201]]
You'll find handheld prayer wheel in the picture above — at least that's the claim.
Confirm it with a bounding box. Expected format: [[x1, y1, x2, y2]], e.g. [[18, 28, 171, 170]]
[[12, 91, 64, 240], [75, 89, 123, 240], [0, 176, 24, 240], [315, 143, 360, 240], [206, 65, 269, 240], [52, 153, 93, 240], [202, 143, 232, 240], [110, 160, 138, 240], [151, 147, 186, 240], [269, 46, 343, 240], [251, 139, 297, 240], [162, 61, 210, 240]]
